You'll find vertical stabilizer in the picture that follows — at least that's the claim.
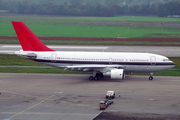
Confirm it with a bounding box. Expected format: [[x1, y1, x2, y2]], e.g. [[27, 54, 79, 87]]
[[12, 21, 54, 51]]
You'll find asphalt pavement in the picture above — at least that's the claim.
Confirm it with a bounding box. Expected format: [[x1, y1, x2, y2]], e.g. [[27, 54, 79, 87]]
[[0, 73, 180, 120]]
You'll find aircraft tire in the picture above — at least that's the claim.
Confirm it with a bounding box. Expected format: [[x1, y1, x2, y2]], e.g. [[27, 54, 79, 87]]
[[149, 76, 153, 80], [94, 76, 99, 81], [89, 76, 93, 80]]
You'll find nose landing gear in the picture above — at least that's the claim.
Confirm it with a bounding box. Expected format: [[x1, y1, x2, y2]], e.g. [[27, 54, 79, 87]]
[[149, 72, 153, 80]]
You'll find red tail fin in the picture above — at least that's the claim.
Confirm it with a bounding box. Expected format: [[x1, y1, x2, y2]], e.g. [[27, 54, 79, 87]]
[[12, 21, 54, 51]]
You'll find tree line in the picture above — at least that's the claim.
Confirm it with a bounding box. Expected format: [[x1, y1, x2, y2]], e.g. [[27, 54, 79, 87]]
[[0, 0, 180, 17]]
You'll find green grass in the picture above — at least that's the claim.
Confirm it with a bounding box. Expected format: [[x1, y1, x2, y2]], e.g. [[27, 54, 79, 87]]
[[0, 23, 180, 38], [133, 70, 180, 76], [37, 40, 180, 46], [0, 39, 19, 44], [1, 16, 180, 23], [0, 16, 180, 38], [0, 67, 179, 76], [1, 39, 180, 46], [0, 54, 44, 66]]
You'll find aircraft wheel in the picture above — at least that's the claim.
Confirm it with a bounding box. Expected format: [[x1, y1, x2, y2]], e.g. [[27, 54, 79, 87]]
[[99, 73, 104, 78], [149, 76, 153, 80], [94, 76, 99, 81], [89, 76, 94, 80]]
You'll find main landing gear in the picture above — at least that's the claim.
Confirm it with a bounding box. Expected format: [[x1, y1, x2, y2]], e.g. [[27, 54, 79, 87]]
[[89, 76, 99, 81], [89, 71, 103, 81], [149, 72, 153, 80]]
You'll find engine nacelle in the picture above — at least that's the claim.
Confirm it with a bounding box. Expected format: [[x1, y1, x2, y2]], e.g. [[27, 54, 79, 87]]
[[103, 69, 125, 79]]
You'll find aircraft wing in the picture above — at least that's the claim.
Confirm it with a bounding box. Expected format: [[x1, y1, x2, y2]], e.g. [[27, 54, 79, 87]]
[[62, 65, 124, 72]]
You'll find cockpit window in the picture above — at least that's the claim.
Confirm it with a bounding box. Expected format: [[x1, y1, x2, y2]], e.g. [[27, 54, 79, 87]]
[[163, 59, 170, 61]]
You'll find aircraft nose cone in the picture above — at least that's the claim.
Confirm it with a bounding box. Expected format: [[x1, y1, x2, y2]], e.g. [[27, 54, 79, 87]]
[[172, 62, 175, 66], [171, 61, 176, 68]]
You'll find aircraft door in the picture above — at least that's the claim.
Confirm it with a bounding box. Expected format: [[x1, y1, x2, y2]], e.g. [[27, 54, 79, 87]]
[[150, 56, 156, 65], [51, 54, 57, 62], [109, 58, 112, 64]]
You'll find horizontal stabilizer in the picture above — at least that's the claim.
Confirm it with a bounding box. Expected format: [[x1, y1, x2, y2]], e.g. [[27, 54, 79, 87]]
[[15, 51, 37, 59]]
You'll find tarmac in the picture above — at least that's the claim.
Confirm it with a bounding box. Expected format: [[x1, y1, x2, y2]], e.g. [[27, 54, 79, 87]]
[[0, 73, 180, 120]]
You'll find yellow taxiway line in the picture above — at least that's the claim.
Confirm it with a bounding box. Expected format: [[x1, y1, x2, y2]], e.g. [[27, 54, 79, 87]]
[[9, 95, 54, 119]]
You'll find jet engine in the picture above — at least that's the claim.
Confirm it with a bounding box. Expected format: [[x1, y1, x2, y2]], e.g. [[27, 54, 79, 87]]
[[103, 69, 125, 79]]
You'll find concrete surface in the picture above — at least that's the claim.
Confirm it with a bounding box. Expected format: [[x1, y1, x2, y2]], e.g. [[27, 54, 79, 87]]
[[0, 73, 180, 120]]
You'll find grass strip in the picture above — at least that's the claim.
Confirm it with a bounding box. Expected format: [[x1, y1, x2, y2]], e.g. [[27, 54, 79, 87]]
[[0, 67, 179, 77], [1, 22, 180, 38], [1, 39, 180, 46], [133, 69, 180, 76], [1, 16, 180, 23], [0, 54, 44, 66]]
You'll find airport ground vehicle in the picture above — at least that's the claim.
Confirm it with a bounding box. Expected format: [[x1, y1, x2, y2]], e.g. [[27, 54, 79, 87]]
[[106, 91, 115, 99], [99, 99, 114, 110]]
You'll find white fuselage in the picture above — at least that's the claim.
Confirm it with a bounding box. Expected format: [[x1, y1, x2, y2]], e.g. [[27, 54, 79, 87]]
[[15, 51, 175, 73]]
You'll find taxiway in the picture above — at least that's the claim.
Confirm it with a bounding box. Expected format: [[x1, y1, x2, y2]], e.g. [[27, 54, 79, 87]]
[[0, 73, 180, 120]]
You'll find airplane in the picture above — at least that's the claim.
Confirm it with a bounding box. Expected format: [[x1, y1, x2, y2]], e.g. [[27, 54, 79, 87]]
[[12, 21, 175, 81]]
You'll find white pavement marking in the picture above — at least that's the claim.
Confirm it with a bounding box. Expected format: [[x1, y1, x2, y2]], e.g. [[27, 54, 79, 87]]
[[91, 111, 102, 120], [1, 45, 21, 48], [0, 51, 15, 53]]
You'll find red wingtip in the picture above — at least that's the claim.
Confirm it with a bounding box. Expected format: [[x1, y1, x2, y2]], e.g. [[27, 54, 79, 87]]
[[12, 21, 55, 51]]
